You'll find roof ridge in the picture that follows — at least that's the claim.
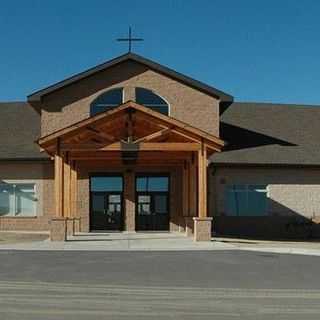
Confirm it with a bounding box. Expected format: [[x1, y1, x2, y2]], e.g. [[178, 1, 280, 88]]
[[0, 101, 28, 104], [28, 52, 233, 102], [234, 101, 320, 108]]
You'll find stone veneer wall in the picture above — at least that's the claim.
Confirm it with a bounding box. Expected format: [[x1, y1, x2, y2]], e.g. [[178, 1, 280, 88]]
[[0, 162, 54, 231], [40, 60, 220, 137], [209, 166, 320, 238]]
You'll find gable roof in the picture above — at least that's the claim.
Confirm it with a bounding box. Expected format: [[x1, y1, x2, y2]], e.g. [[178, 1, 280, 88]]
[[211, 102, 320, 166], [38, 101, 224, 152], [0, 102, 47, 160], [27, 52, 233, 103]]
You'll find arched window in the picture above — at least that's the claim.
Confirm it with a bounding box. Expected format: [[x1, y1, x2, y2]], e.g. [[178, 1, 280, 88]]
[[135, 88, 169, 115], [90, 88, 123, 116]]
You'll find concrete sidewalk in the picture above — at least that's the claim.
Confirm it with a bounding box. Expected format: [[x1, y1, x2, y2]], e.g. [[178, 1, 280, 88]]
[[213, 237, 320, 256], [0, 232, 235, 251], [1, 231, 320, 255]]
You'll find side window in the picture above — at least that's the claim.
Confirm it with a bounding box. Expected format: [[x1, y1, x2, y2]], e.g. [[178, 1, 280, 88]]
[[225, 185, 267, 216], [90, 88, 123, 116], [135, 88, 169, 115], [0, 183, 37, 217]]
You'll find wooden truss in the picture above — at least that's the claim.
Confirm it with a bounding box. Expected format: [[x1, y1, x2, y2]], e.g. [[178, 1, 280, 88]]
[[37, 101, 224, 219]]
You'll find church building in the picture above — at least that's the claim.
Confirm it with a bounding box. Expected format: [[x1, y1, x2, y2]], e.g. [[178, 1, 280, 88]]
[[1, 52, 320, 241]]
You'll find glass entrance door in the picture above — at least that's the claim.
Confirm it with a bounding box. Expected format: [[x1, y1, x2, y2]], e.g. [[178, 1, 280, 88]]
[[90, 175, 123, 231], [136, 175, 170, 231]]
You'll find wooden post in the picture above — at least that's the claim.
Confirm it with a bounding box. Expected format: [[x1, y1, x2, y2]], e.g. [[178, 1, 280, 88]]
[[126, 109, 134, 143], [182, 160, 189, 217], [54, 139, 64, 217], [189, 154, 197, 217], [70, 160, 78, 218], [124, 169, 135, 231], [193, 142, 212, 241], [63, 152, 71, 218], [197, 142, 207, 218]]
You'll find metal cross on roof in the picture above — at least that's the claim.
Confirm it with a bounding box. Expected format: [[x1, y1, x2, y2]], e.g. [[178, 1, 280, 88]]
[[117, 27, 143, 53]]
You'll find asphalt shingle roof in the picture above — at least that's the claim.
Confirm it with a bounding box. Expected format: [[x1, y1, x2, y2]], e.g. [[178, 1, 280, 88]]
[[0, 102, 46, 160], [1, 101, 319, 166], [211, 102, 320, 166]]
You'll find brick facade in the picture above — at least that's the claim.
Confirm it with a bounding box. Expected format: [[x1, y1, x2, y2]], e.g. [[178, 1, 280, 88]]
[[40, 61, 220, 137], [210, 166, 320, 238], [0, 162, 53, 231]]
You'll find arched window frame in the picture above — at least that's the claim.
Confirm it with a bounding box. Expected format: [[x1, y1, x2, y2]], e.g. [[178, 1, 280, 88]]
[[135, 87, 170, 116], [90, 87, 124, 116]]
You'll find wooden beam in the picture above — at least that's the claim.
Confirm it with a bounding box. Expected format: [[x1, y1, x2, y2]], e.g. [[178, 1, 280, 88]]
[[126, 110, 134, 143], [63, 152, 71, 218], [182, 160, 189, 217], [188, 155, 197, 217], [85, 126, 116, 142], [70, 160, 78, 218], [134, 106, 224, 145], [54, 139, 63, 217], [197, 142, 207, 218], [133, 128, 171, 144], [38, 102, 224, 155], [61, 142, 200, 152], [69, 151, 192, 161], [74, 160, 184, 167]]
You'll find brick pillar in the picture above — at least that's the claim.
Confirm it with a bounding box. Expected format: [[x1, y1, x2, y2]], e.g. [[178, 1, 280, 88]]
[[74, 218, 81, 233], [124, 170, 135, 232], [66, 218, 74, 236], [50, 218, 67, 241], [193, 217, 212, 241]]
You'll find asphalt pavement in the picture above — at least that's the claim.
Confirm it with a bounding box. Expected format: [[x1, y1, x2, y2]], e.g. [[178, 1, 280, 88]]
[[0, 250, 320, 319]]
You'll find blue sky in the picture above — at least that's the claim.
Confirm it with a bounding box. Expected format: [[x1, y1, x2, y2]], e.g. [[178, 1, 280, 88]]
[[0, 0, 319, 104]]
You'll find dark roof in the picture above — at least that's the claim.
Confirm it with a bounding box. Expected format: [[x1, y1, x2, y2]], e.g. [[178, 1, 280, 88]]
[[0, 102, 47, 160], [27, 52, 233, 102], [211, 102, 320, 166]]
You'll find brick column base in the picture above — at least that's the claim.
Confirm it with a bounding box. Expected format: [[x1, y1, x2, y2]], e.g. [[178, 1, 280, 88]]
[[66, 218, 74, 236], [74, 218, 81, 233], [185, 217, 194, 237], [193, 217, 212, 241], [50, 218, 67, 241]]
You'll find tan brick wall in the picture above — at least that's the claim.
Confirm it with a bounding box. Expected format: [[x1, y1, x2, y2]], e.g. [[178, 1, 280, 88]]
[[0, 162, 54, 231], [40, 60, 220, 137], [193, 217, 212, 241], [50, 218, 66, 241], [210, 166, 320, 238]]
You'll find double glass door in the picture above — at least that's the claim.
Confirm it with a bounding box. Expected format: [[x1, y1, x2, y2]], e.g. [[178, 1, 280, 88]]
[[90, 175, 123, 231], [90, 174, 170, 231], [136, 175, 170, 231]]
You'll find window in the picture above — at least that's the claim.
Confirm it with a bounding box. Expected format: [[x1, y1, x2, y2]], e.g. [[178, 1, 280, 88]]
[[90, 176, 123, 192], [136, 176, 169, 192], [135, 88, 169, 115], [0, 183, 36, 217], [90, 88, 123, 116], [225, 185, 267, 216]]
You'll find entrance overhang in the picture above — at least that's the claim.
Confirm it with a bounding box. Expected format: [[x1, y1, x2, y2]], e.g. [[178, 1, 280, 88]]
[[38, 101, 224, 241]]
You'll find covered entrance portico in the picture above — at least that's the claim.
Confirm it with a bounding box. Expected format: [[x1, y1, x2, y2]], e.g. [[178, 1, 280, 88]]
[[37, 101, 224, 241]]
